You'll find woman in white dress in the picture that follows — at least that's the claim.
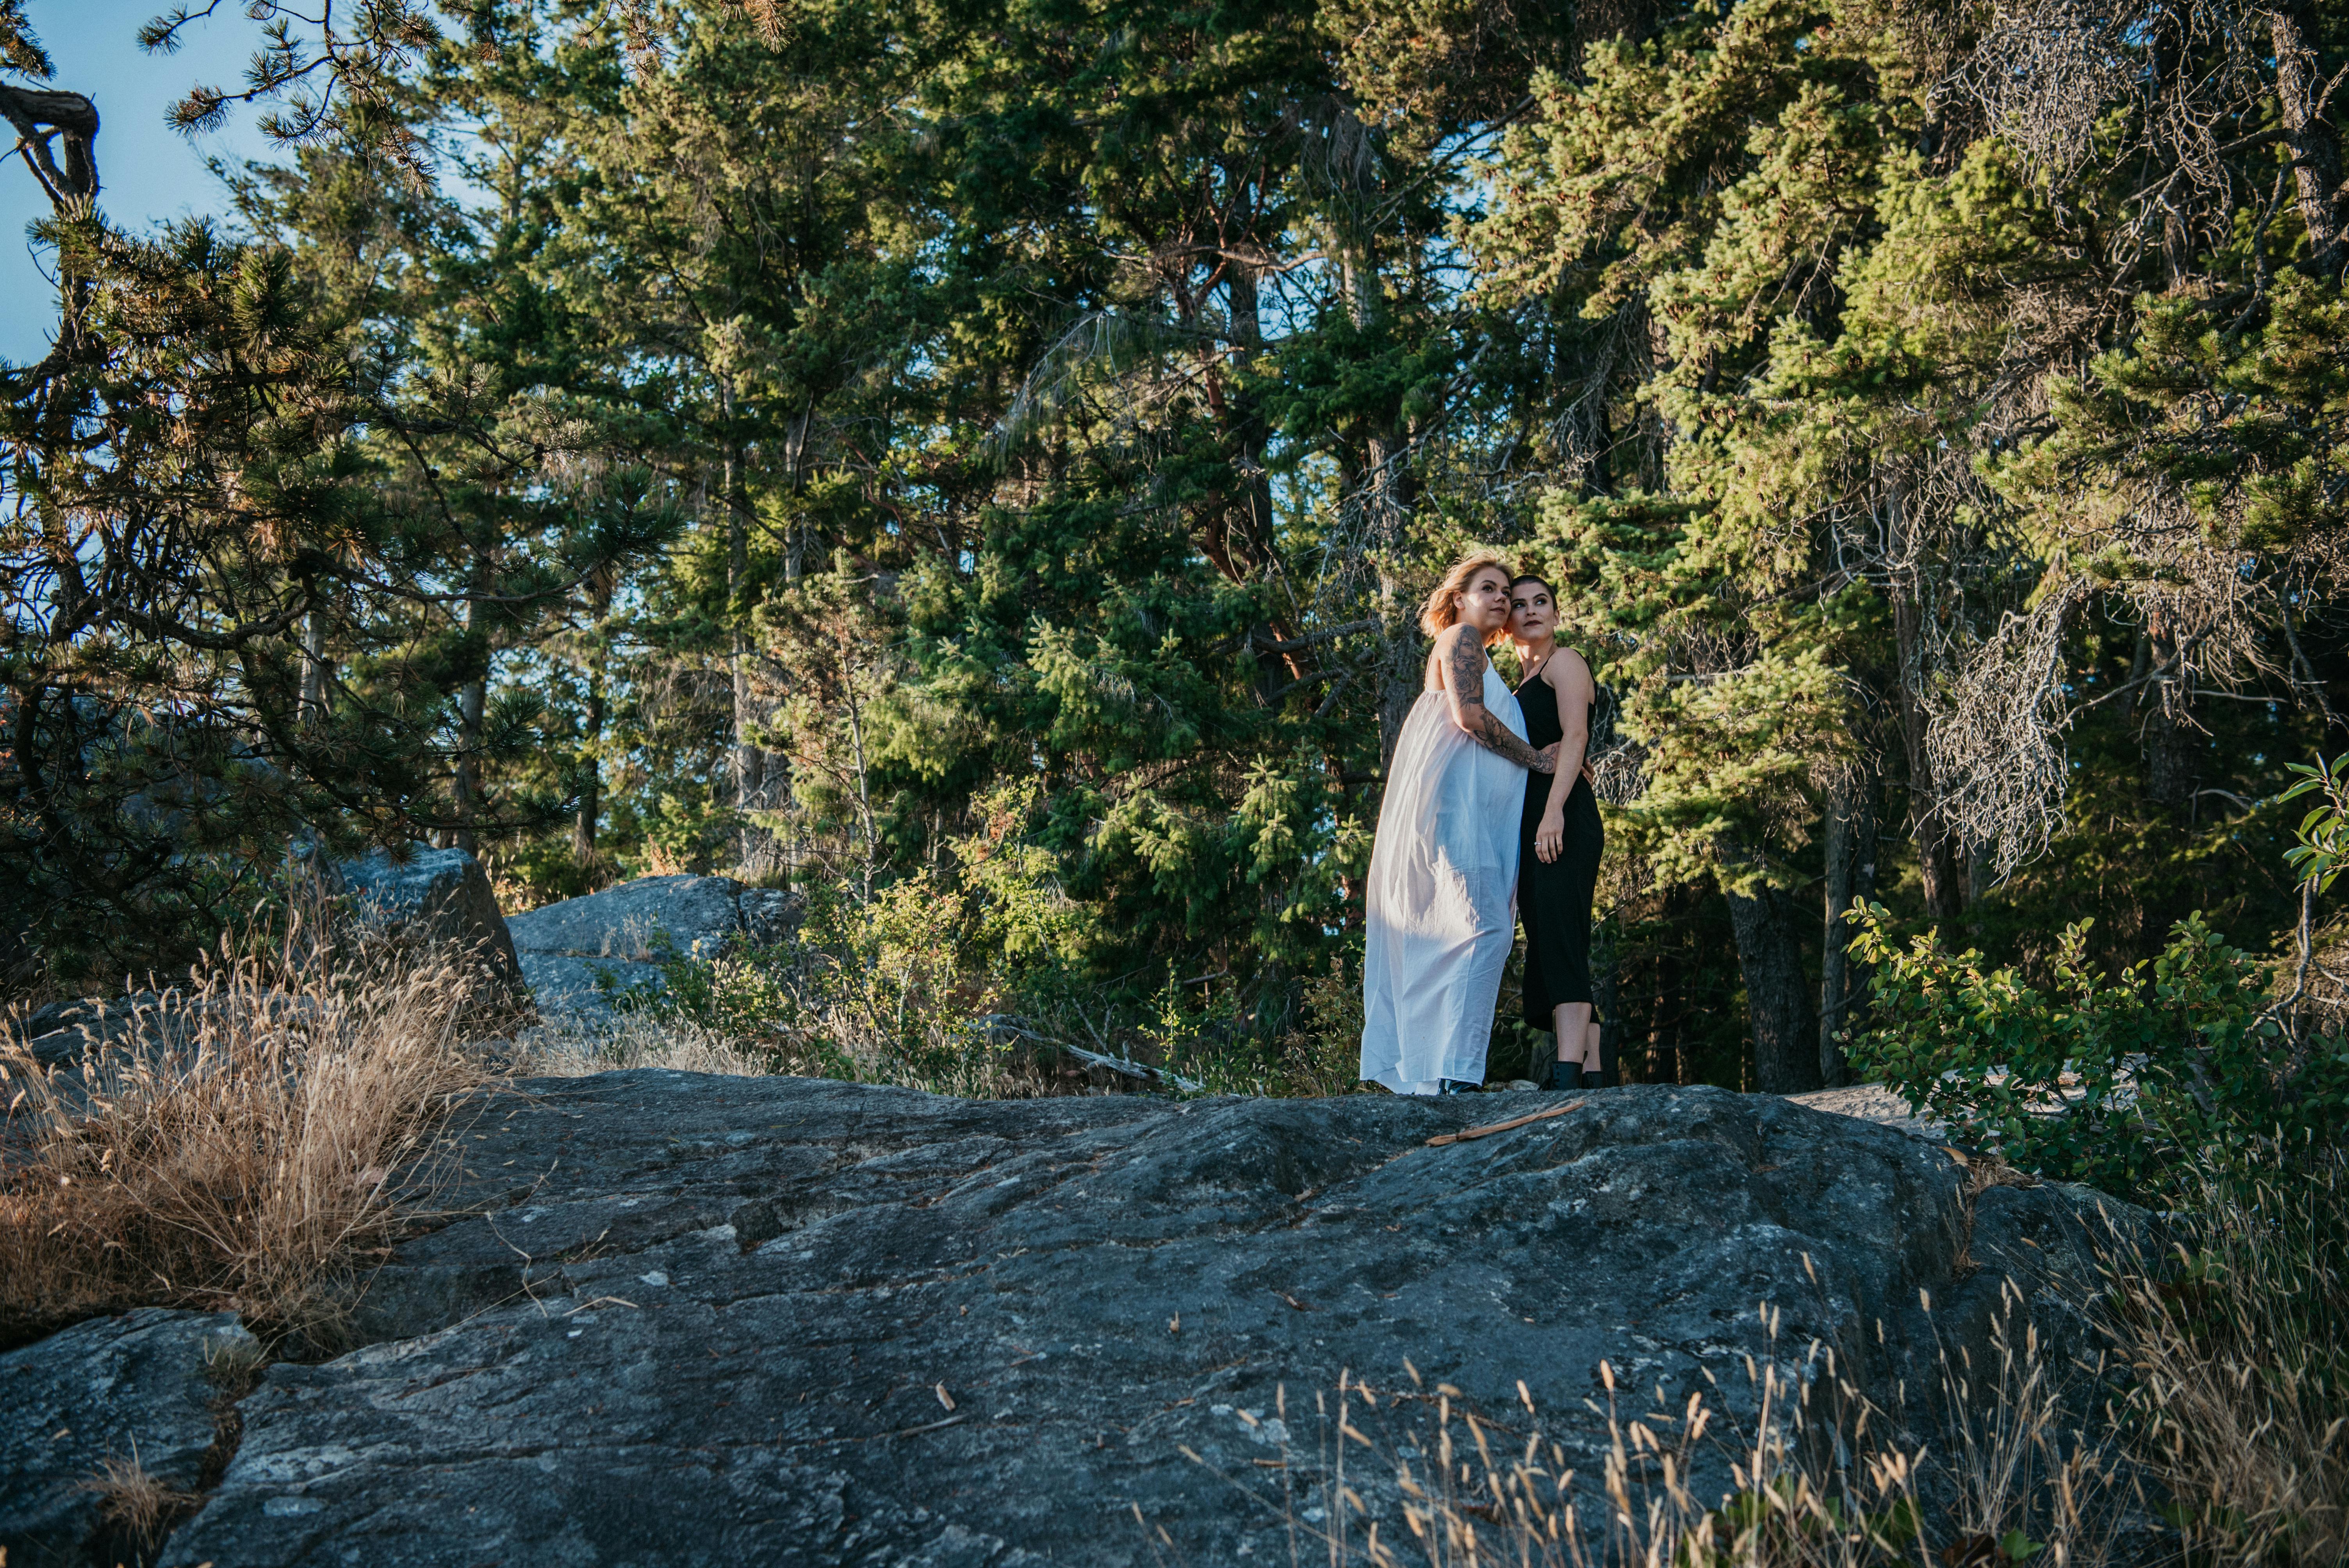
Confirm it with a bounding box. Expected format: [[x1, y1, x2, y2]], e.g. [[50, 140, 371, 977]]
[[1360, 552, 1559, 1094]]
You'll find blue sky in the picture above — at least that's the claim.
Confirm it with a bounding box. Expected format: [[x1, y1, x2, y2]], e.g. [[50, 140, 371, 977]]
[[2, 3, 270, 361]]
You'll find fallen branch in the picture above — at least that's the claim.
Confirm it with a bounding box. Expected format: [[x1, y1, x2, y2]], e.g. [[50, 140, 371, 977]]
[[976, 1015, 1204, 1093], [1425, 1100, 1583, 1147]]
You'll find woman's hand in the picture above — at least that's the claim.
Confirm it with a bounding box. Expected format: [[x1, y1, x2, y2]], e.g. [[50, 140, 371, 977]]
[[1536, 804, 1567, 864], [1440, 625, 1550, 773]]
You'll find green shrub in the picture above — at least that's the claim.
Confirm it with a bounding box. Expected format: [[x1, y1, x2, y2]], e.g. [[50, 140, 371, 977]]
[[1846, 756, 2349, 1196], [608, 869, 1019, 1093], [1843, 907, 2349, 1195]]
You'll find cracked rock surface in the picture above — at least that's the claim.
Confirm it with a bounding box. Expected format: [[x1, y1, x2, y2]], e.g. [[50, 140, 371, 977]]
[[142, 1076, 2131, 1567], [0, 1307, 254, 1566]]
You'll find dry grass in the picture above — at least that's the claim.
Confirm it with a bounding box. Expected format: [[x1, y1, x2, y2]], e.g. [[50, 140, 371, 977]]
[[0, 921, 488, 1346], [2101, 1150, 2349, 1568], [1175, 1290, 2153, 1568], [510, 1008, 777, 1078], [1932, 1288, 2145, 1568], [79, 1450, 203, 1548]]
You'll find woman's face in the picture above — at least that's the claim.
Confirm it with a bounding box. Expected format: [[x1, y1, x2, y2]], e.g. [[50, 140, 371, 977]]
[[1507, 581, 1556, 643], [1458, 567, 1515, 634]]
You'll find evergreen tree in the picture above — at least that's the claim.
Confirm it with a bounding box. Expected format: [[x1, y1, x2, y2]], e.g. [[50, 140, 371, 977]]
[[7, 0, 2339, 1092]]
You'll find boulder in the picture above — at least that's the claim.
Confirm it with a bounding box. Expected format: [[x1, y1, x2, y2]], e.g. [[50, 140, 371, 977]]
[[334, 844, 527, 1005], [6, 846, 526, 1072], [506, 875, 803, 1016], [1788, 1081, 1948, 1140], [8, 992, 263, 1083], [14, 992, 168, 1069], [149, 1080, 2141, 1568], [0, 1308, 255, 1566]]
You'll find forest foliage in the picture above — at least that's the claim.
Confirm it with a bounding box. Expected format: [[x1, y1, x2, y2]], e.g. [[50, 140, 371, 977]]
[[3, 0, 2347, 1104]]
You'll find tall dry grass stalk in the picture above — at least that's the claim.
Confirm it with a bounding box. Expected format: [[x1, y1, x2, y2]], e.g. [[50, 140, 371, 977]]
[[1182, 1299, 2146, 1568], [2102, 1149, 2348, 1568], [1932, 1286, 2144, 1568], [0, 918, 488, 1345], [512, 1009, 774, 1077], [80, 1451, 203, 1550]]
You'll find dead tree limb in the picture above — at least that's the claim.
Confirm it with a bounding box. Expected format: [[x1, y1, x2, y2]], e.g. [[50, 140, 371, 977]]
[[0, 83, 98, 209]]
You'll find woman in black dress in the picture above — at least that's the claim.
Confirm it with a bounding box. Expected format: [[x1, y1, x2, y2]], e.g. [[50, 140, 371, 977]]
[[1506, 576, 1606, 1090]]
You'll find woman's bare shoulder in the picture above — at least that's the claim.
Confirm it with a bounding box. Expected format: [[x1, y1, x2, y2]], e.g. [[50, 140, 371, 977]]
[[1431, 623, 1486, 695], [1549, 646, 1594, 690], [1431, 621, 1479, 652]]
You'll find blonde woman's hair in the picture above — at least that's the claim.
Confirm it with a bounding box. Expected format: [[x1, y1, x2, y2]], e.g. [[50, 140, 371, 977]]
[[1419, 550, 1515, 644]]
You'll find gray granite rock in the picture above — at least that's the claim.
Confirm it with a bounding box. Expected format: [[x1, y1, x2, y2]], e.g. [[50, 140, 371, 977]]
[[507, 876, 803, 1016], [335, 845, 527, 1006], [154, 1080, 2141, 1568], [1, 1309, 254, 1567], [13, 992, 172, 1069]]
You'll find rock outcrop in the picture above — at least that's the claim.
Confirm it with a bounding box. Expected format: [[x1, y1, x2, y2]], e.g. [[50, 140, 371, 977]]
[[87, 1077, 2136, 1568], [335, 844, 527, 1005], [15, 993, 170, 1069], [506, 875, 802, 1016], [0, 1308, 256, 1566], [7, 847, 529, 1068]]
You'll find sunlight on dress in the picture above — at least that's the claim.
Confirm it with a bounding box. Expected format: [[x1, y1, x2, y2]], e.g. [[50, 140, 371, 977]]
[[1358, 662, 1526, 1094]]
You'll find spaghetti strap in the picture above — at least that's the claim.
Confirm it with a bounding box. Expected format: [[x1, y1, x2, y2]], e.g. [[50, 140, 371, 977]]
[[1515, 660, 1603, 1024]]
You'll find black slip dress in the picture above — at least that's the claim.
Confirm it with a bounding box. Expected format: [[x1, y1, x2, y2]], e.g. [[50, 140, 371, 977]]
[[1517, 658, 1606, 1028]]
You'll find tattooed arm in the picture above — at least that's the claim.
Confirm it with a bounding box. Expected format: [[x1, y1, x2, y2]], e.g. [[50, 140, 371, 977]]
[[1438, 624, 1553, 773]]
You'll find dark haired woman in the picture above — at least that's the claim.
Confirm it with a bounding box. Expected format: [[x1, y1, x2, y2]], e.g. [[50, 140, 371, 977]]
[[1506, 575, 1606, 1090], [1359, 552, 1560, 1095]]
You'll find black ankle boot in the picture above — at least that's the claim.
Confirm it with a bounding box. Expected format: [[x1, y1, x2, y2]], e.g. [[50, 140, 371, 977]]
[[1581, 1070, 1605, 1090], [1439, 1078, 1483, 1095], [1548, 1063, 1577, 1092]]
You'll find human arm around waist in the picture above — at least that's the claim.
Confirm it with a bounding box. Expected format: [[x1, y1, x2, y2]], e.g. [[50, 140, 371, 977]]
[[1438, 624, 1553, 773], [1533, 649, 1593, 862]]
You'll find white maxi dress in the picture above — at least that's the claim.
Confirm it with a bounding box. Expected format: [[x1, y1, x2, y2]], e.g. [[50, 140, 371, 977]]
[[1358, 658, 1528, 1094]]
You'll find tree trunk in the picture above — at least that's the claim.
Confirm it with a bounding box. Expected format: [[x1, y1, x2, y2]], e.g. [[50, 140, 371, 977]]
[[0, 85, 100, 208], [1372, 558, 1421, 772], [450, 556, 491, 854], [2272, 0, 2345, 280], [1334, 231, 1424, 773], [574, 570, 613, 867], [1820, 769, 1879, 1086], [1592, 918, 1622, 1087], [574, 679, 604, 864], [1892, 575, 1964, 920], [1224, 256, 1281, 573], [2142, 614, 2199, 814], [1644, 884, 1693, 1084], [722, 416, 767, 866], [452, 673, 485, 854], [1725, 875, 1822, 1094], [299, 607, 330, 722]]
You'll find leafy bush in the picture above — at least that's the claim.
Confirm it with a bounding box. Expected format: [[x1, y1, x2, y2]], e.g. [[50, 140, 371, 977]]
[[1843, 906, 2349, 1195], [1845, 756, 2349, 1196], [607, 868, 1033, 1095], [602, 779, 1372, 1099]]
